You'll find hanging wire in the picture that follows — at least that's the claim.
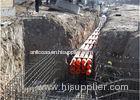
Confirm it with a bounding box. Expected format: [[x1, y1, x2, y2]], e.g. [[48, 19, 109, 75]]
[[24, 54, 56, 87], [28, 55, 57, 87]]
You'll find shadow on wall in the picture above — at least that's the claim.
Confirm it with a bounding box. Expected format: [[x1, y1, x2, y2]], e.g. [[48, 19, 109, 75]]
[[23, 18, 70, 87]]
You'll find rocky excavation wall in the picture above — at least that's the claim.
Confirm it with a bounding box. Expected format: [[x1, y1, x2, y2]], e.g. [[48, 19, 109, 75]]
[[97, 4, 139, 80], [96, 29, 139, 99], [0, 21, 24, 97], [97, 31, 139, 78], [98, 30, 139, 59]]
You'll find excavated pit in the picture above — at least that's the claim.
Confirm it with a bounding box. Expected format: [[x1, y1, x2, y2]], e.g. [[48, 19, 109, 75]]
[[1, 11, 99, 97], [23, 11, 99, 86]]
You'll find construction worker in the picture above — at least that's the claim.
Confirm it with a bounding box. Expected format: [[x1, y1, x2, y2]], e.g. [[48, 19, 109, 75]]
[[35, 0, 42, 13]]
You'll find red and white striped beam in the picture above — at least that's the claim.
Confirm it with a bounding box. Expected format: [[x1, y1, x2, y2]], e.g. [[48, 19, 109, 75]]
[[69, 15, 107, 76]]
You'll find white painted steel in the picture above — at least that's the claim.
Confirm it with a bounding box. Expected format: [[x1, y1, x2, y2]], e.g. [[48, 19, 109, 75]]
[[70, 15, 107, 64]]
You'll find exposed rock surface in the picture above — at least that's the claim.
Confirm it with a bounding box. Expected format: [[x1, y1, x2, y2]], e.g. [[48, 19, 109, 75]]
[[97, 4, 139, 80], [96, 5, 139, 100], [0, 20, 24, 97]]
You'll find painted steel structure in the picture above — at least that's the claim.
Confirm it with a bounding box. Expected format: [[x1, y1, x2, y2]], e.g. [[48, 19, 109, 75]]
[[69, 15, 107, 77]]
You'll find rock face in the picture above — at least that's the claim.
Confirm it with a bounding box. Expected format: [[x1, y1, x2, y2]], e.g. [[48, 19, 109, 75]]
[[0, 21, 24, 97], [124, 33, 139, 59], [96, 5, 139, 100], [97, 4, 139, 79]]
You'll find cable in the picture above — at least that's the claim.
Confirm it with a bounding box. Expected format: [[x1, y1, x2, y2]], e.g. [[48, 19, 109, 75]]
[[41, 64, 59, 85], [25, 55, 49, 74], [39, 64, 57, 85], [28, 55, 57, 87], [25, 54, 56, 86]]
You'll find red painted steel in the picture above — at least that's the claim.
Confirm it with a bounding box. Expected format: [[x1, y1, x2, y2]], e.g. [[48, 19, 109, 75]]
[[69, 15, 107, 76]]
